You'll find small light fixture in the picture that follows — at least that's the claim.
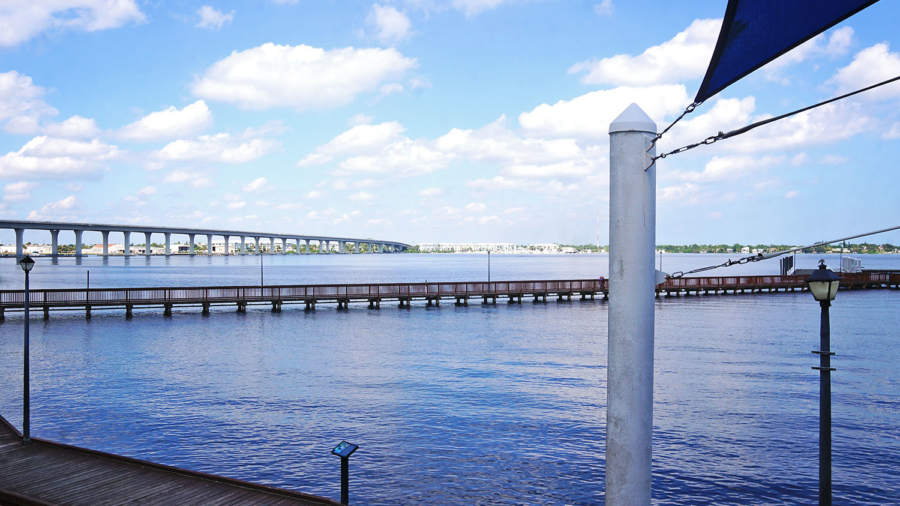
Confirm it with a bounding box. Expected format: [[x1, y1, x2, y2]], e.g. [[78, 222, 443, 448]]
[[19, 255, 35, 273], [806, 260, 840, 302]]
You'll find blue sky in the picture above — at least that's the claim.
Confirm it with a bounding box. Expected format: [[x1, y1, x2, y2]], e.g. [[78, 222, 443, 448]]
[[1, 0, 898, 246]]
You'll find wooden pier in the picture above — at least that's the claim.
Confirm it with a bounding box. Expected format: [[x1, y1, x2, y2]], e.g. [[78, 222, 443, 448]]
[[0, 416, 340, 506], [0, 273, 897, 318]]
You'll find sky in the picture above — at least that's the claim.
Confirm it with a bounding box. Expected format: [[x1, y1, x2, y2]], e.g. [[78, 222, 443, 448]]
[[0, 0, 899, 247]]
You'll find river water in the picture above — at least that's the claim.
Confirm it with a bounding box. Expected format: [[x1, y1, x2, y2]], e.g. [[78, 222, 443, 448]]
[[0, 253, 898, 505]]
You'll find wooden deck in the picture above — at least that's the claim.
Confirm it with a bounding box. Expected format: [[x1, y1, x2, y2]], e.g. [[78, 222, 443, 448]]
[[0, 416, 341, 506]]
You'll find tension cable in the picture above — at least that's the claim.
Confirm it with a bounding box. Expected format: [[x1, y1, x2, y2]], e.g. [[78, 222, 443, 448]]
[[667, 224, 900, 279], [655, 74, 900, 161]]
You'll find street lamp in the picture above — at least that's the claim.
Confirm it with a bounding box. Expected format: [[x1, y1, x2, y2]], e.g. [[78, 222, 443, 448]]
[[331, 441, 359, 504], [18, 255, 35, 445], [806, 259, 840, 506]]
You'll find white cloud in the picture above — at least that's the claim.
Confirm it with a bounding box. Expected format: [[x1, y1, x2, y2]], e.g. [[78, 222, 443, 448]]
[[276, 202, 303, 211], [671, 155, 783, 182], [243, 177, 274, 192], [519, 84, 690, 139], [137, 185, 156, 196], [569, 19, 719, 86], [349, 113, 374, 126], [378, 82, 404, 98], [708, 211, 723, 219], [830, 42, 900, 100], [367, 4, 411, 44], [820, 155, 849, 165], [349, 191, 376, 201], [155, 133, 279, 163], [0, 136, 118, 179], [883, 123, 900, 140], [306, 190, 325, 199], [227, 201, 246, 209], [501, 159, 596, 178], [298, 121, 406, 166], [366, 218, 392, 226], [0, 0, 145, 47], [192, 43, 417, 110], [196, 6, 234, 30], [335, 138, 453, 177], [465, 202, 487, 213], [594, 0, 613, 16], [658, 183, 699, 203], [162, 169, 213, 189], [0, 71, 57, 131], [42, 116, 100, 139], [27, 195, 77, 220], [418, 187, 444, 197], [785, 190, 799, 199], [4, 181, 36, 194], [762, 27, 855, 84], [117, 100, 213, 142]]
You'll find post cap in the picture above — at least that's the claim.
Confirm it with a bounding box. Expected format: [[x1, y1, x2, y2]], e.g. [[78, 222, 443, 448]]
[[609, 103, 657, 134]]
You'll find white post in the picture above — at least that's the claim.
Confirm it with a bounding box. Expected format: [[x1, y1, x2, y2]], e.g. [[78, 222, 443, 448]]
[[607, 103, 657, 506]]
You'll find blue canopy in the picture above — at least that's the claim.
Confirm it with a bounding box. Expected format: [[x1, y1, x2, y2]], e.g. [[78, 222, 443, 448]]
[[695, 0, 880, 103]]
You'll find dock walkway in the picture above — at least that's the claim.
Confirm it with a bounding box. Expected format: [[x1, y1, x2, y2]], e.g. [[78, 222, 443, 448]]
[[0, 273, 897, 319], [0, 416, 340, 506]]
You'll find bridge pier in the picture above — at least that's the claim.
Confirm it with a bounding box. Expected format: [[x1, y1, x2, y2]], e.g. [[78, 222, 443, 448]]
[[164, 303, 173, 316], [305, 300, 316, 310], [74, 230, 83, 257], [189, 234, 195, 255], [165, 233, 171, 256], [50, 230, 59, 256], [122, 231, 130, 257], [14, 228, 24, 257], [126, 304, 133, 318], [223, 235, 231, 255], [202, 303, 210, 315], [145, 232, 152, 257], [207, 234, 213, 256], [240, 237, 246, 255], [271, 301, 281, 312], [102, 231, 109, 256]]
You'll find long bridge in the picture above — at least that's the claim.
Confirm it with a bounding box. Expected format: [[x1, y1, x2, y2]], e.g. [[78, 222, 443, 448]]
[[0, 220, 411, 257], [1, 273, 897, 320]]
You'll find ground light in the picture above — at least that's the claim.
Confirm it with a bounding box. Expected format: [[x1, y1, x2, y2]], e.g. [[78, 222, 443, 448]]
[[806, 260, 840, 506], [331, 441, 359, 504], [18, 255, 35, 445]]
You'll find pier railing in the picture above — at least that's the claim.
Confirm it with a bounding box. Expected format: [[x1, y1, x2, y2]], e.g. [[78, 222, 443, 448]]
[[1, 273, 897, 310], [0, 279, 603, 308]]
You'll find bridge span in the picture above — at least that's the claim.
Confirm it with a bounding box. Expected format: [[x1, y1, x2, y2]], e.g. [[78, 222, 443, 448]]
[[0, 220, 410, 257]]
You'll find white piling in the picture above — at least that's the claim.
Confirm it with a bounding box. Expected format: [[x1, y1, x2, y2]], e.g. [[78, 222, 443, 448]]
[[606, 103, 657, 506]]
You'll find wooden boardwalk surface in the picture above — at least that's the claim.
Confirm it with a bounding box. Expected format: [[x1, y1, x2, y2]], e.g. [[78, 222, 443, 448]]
[[0, 416, 340, 506]]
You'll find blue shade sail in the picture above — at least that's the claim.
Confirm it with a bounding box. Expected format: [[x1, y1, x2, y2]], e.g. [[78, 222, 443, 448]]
[[695, 0, 880, 103]]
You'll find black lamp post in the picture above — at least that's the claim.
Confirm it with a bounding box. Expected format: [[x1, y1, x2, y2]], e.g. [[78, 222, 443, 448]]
[[806, 260, 840, 506], [19, 255, 35, 445], [331, 441, 359, 504]]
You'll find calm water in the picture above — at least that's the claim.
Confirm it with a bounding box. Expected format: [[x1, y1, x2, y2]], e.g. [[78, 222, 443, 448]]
[[0, 254, 898, 505]]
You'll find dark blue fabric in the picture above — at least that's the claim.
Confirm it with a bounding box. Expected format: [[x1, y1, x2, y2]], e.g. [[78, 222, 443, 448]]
[[695, 0, 880, 103]]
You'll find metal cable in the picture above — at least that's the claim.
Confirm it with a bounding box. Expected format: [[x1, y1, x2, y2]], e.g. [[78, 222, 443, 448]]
[[667, 224, 900, 279], [655, 74, 900, 161]]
